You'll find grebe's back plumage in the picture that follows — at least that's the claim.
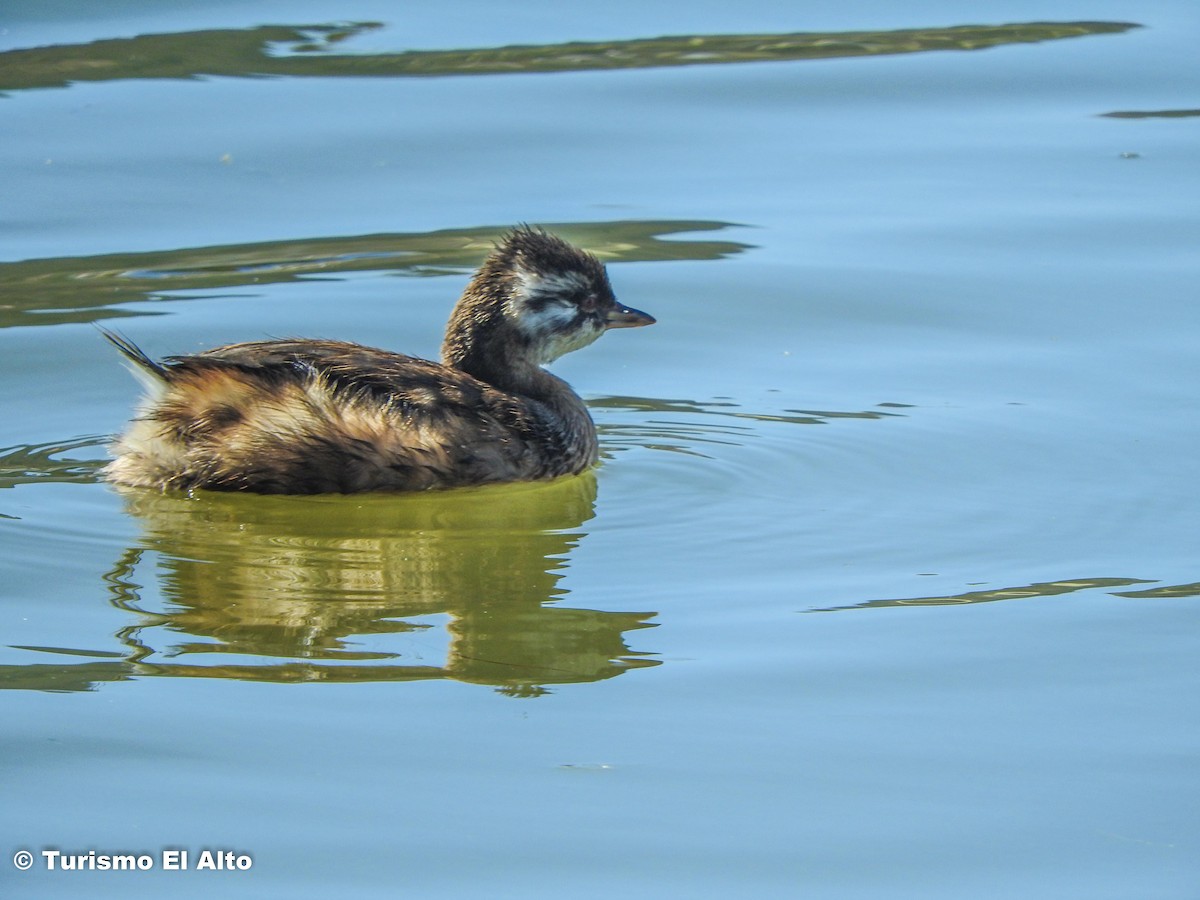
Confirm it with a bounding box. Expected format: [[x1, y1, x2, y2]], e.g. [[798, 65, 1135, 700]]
[[104, 227, 654, 494]]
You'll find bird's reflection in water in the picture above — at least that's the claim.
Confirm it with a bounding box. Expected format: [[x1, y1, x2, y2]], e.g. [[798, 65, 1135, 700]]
[[106, 472, 658, 696]]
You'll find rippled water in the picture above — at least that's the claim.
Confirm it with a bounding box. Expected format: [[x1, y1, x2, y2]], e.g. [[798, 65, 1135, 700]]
[[4, 2, 1199, 898]]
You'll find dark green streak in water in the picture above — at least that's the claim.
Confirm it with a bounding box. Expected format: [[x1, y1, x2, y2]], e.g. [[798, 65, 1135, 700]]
[[0, 20, 1139, 94], [1100, 108, 1200, 119], [0, 437, 108, 491], [0, 220, 748, 329], [1111, 581, 1200, 598], [809, 576, 1159, 611]]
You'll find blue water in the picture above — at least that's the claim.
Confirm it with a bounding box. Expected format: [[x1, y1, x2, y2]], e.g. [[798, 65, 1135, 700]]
[[3, 2, 1199, 898]]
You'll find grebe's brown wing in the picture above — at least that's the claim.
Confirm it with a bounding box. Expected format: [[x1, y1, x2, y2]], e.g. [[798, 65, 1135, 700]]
[[108, 339, 557, 493]]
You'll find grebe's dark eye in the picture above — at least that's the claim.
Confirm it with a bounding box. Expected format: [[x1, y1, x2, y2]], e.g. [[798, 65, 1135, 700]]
[[579, 293, 598, 313]]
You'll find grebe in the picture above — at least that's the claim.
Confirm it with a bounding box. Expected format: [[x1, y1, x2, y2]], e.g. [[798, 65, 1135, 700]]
[[103, 227, 654, 494]]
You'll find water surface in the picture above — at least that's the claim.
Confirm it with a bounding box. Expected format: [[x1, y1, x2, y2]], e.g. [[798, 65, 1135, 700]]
[[3, 2, 1199, 898]]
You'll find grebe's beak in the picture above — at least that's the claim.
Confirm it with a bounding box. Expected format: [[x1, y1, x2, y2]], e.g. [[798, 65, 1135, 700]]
[[605, 304, 656, 329]]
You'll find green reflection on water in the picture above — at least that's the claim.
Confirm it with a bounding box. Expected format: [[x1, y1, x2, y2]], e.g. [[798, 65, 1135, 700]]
[[4, 475, 659, 695], [1100, 108, 1200, 119], [809, 576, 1159, 612], [594, 396, 909, 458], [1111, 581, 1200, 598], [0, 437, 107, 494], [0, 20, 1138, 94], [0, 219, 746, 329]]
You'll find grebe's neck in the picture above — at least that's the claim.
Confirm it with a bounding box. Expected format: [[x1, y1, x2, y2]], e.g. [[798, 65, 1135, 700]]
[[443, 341, 597, 467]]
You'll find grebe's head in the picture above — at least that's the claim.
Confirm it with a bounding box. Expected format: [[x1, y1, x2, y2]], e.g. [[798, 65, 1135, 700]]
[[443, 226, 654, 373]]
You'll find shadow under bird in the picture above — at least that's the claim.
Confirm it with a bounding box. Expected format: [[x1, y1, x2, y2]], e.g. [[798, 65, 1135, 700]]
[[103, 227, 655, 494]]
